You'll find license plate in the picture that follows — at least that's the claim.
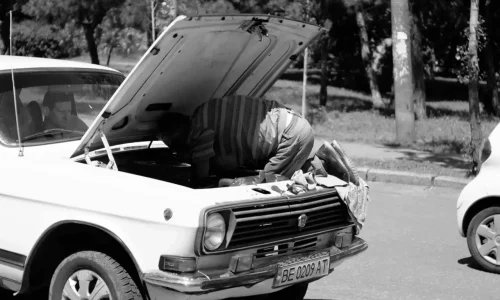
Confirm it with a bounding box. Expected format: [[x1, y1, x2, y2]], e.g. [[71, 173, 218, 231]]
[[273, 253, 330, 288]]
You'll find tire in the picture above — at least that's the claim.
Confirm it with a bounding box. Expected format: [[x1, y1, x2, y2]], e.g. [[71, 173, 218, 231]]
[[49, 251, 143, 300], [467, 206, 500, 274], [254, 283, 309, 300]]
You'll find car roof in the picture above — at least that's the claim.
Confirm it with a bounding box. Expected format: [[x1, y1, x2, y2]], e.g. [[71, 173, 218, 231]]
[[0, 55, 123, 74]]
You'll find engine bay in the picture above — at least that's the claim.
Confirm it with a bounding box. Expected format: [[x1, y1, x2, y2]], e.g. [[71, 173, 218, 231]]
[[76, 146, 269, 189]]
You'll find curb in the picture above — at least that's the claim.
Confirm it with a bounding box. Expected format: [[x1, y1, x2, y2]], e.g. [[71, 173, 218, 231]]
[[357, 167, 472, 189]]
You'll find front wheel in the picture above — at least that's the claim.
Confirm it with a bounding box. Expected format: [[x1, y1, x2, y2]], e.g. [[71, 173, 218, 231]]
[[49, 251, 143, 300], [467, 206, 500, 274]]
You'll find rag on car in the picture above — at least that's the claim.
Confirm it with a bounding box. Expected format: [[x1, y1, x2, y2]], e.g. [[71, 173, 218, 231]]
[[292, 140, 370, 232]]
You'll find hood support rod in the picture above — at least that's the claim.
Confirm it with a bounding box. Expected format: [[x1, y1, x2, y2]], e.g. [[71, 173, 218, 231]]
[[83, 122, 118, 171]]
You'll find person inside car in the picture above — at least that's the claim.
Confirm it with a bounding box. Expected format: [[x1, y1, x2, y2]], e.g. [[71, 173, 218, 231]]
[[0, 90, 35, 143], [42, 91, 88, 132], [158, 95, 315, 186]]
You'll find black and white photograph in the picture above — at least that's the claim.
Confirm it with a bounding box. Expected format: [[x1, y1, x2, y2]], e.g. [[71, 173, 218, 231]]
[[0, 0, 498, 299]]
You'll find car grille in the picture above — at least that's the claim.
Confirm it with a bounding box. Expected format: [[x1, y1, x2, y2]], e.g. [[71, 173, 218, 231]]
[[254, 237, 318, 259], [225, 190, 352, 250]]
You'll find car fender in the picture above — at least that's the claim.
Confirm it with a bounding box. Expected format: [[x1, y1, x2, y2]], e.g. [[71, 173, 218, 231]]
[[457, 168, 500, 237], [0, 156, 207, 274]]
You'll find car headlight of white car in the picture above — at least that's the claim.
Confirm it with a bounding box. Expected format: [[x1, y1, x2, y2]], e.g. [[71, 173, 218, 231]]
[[204, 212, 227, 251]]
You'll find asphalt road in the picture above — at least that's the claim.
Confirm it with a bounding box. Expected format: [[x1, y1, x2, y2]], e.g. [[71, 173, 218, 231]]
[[306, 182, 499, 300], [2, 182, 499, 300]]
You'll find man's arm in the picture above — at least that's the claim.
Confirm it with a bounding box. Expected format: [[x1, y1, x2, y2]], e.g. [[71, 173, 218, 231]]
[[190, 128, 216, 186], [191, 158, 210, 185]]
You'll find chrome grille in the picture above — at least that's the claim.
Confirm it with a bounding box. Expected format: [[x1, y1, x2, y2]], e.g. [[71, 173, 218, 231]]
[[227, 191, 352, 249]]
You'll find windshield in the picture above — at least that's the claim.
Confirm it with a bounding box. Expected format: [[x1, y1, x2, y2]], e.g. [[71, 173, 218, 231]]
[[0, 69, 124, 147]]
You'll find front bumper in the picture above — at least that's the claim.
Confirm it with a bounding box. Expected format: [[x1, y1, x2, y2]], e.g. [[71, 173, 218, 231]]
[[143, 237, 367, 295], [456, 173, 488, 237]]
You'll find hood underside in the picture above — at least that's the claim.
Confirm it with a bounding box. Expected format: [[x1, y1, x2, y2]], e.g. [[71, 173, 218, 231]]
[[71, 14, 323, 158]]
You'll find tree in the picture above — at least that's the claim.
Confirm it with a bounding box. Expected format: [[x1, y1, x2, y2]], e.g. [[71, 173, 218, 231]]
[[301, 0, 310, 119], [483, 0, 499, 116], [0, 0, 29, 54], [409, 0, 426, 120], [121, 0, 154, 46], [309, 0, 332, 107], [99, 7, 124, 65], [24, 0, 126, 65], [391, 0, 415, 146], [467, 0, 483, 174], [355, 1, 385, 108], [0, 1, 14, 54]]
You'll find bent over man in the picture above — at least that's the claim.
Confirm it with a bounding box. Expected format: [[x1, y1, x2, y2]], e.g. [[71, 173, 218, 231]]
[[159, 95, 314, 185]]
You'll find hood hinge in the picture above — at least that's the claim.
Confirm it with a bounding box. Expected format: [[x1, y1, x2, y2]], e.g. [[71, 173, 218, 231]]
[[239, 18, 269, 42], [83, 121, 118, 171]]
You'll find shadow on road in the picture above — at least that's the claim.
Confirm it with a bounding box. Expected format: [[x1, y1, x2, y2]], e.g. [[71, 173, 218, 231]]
[[395, 151, 470, 171], [374, 143, 470, 173], [457, 256, 488, 273]]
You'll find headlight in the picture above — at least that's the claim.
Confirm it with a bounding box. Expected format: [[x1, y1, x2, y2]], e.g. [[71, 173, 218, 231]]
[[204, 213, 226, 251]]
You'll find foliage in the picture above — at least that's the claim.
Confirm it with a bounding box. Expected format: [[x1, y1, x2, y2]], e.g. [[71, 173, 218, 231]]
[[23, 0, 125, 27], [454, 16, 488, 84], [98, 27, 148, 56], [4, 0, 500, 100], [11, 20, 82, 58], [23, 0, 127, 64]]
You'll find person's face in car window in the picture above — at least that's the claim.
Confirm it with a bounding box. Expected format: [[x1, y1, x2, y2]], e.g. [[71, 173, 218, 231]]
[[49, 101, 72, 128]]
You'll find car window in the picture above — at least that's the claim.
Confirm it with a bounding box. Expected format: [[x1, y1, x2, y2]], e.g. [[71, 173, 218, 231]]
[[0, 70, 124, 147]]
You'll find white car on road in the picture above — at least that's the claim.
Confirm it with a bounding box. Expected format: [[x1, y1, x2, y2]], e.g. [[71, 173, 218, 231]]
[[457, 124, 500, 273], [0, 14, 367, 300]]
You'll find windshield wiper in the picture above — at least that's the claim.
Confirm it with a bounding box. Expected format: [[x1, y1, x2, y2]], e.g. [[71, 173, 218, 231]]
[[22, 128, 86, 142]]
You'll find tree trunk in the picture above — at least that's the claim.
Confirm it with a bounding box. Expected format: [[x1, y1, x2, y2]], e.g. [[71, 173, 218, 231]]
[[410, 1, 426, 120], [355, 4, 385, 108], [196, 0, 204, 14], [171, 0, 178, 17], [468, 0, 483, 175], [484, 0, 499, 116], [151, 0, 156, 42], [371, 38, 392, 75], [319, 36, 328, 107], [106, 45, 114, 66], [0, 18, 10, 55], [391, 0, 415, 146], [146, 27, 153, 46], [301, 0, 310, 120], [83, 24, 100, 65]]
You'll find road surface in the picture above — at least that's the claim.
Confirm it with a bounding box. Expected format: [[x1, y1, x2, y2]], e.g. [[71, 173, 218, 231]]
[[2, 182, 498, 299], [306, 182, 498, 300]]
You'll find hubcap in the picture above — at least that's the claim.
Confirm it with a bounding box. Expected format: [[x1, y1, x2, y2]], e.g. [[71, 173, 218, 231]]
[[475, 214, 500, 265], [62, 269, 111, 300]]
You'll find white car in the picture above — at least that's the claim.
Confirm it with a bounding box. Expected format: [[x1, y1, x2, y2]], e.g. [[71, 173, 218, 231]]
[[457, 124, 500, 273], [0, 15, 368, 300]]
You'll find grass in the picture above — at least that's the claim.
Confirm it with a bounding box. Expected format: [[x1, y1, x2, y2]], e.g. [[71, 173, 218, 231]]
[[67, 52, 143, 75], [266, 80, 499, 157], [69, 52, 499, 178]]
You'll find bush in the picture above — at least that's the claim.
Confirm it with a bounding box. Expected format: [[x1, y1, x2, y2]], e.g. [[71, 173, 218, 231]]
[[12, 20, 83, 59], [98, 27, 148, 58]]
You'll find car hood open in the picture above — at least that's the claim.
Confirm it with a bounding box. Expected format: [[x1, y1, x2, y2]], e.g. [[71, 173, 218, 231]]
[[71, 14, 323, 158]]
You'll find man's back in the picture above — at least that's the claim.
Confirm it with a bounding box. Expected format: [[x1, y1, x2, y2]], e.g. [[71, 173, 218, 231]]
[[190, 95, 287, 171]]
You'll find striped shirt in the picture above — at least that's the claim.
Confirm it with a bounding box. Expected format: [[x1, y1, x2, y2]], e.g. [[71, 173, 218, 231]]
[[188, 95, 289, 171]]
